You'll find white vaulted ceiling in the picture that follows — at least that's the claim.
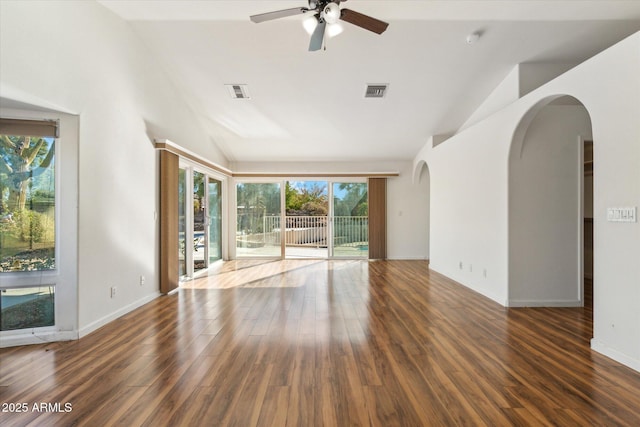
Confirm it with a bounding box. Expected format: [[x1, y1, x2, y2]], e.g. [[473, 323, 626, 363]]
[[97, 1, 640, 162]]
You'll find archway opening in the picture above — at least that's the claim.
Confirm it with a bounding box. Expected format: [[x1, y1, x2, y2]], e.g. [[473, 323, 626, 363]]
[[414, 160, 431, 262], [508, 95, 593, 326]]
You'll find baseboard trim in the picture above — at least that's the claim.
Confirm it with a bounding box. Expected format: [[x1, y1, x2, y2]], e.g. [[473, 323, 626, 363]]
[[0, 330, 78, 348], [79, 292, 161, 339], [591, 338, 640, 373], [508, 299, 582, 307], [428, 264, 506, 306]]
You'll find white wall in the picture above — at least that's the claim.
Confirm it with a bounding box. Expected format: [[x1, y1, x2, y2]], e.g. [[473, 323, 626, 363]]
[[509, 105, 592, 306], [414, 32, 640, 371], [232, 161, 430, 260], [519, 63, 577, 96], [459, 65, 520, 132], [387, 162, 430, 260], [422, 119, 512, 305], [0, 1, 227, 337]]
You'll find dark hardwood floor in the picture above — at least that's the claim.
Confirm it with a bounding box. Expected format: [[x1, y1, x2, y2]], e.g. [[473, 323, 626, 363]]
[[1, 261, 639, 426]]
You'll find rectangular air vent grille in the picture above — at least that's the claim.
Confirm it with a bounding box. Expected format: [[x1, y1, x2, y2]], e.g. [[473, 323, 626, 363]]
[[365, 84, 388, 98], [225, 84, 250, 99]]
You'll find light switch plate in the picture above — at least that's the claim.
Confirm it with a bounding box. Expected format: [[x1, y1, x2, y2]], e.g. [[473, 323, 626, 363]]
[[607, 207, 637, 222]]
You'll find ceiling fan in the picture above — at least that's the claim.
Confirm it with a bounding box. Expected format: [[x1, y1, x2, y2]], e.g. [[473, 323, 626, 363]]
[[250, 0, 389, 51]]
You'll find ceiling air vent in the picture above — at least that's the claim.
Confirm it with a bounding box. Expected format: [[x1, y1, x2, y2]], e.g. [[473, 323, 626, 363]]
[[365, 84, 388, 98], [225, 84, 250, 99]]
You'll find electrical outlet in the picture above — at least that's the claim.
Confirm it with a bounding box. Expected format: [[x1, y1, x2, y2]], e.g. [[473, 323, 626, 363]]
[[110, 286, 117, 298], [483, 269, 487, 278], [469, 264, 473, 272], [459, 261, 463, 270], [140, 275, 145, 286]]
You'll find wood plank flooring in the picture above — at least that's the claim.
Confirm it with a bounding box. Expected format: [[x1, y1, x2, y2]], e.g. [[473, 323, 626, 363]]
[[1, 260, 639, 426]]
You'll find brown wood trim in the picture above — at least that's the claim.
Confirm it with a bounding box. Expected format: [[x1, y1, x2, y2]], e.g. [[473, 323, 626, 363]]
[[232, 172, 399, 178], [368, 177, 387, 260], [159, 150, 179, 294], [155, 140, 232, 177]]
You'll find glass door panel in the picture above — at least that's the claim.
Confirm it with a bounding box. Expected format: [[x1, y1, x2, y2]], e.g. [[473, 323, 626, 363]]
[[178, 168, 187, 278], [179, 165, 225, 281], [208, 177, 222, 263], [236, 183, 281, 257], [193, 171, 206, 272], [284, 181, 328, 258], [332, 182, 368, 258]]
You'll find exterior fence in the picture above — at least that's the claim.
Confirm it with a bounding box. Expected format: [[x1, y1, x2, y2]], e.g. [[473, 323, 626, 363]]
[[237, 215, 368, 248]]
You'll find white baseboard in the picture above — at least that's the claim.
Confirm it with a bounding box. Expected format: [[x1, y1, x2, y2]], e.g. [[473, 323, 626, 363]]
[[508, 299, 583, 307], [0, 330, 78, 348], [79, 292, 161, 339], [591, 338, 640, 373], [428, 264, 506, 306]]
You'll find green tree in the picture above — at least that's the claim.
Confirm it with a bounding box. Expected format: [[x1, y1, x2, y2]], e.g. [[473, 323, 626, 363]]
[[285, 181, 301, 211], [237, 183, 281, 233], [14, 209, 45, 247], [286, 182, 328, 215], [335, 183, 368, 216], [0, 135, 55, 213]]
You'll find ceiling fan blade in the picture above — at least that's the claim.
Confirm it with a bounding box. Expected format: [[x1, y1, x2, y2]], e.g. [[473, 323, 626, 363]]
[[309, 20, 326, 51], [250, 7, 311, 23], [340, 8, 388, 34]]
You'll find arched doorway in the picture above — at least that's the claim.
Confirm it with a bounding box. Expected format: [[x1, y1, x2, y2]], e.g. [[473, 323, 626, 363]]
[[508, 95, 593, 313], [413, 160, 431, 261]]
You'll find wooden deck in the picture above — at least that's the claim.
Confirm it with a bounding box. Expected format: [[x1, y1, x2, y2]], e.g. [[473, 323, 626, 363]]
[[1, 260, 639, 426]]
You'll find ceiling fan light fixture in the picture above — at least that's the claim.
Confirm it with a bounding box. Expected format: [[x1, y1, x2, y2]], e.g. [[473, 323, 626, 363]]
[[326, 22, 343, 38], [303, 15, 318, 35], [250, 1, 389, 51], [323, 2, 341, 25]]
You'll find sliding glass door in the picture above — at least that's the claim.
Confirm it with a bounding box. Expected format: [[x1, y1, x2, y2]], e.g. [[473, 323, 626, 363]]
[[236, 182, 281, 257], [179, 164, 225, 280], [193, 171, 207, 273], [235, 180, 367, 259], [208, 177, 222, 264], [331, 182, 368, 258], [284, 181, 329, 258]]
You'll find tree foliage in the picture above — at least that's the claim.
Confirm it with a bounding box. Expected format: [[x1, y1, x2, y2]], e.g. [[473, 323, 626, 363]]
[[0, 135, 55, 214], [237, 183, 281, 233], [334, 183, 368, 216], [285, 182, 328, 216]]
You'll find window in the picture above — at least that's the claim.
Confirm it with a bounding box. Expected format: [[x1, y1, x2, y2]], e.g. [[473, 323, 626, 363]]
[[0, 120, 56, 272], [0, 285, 54, 331], [0, 118, 58, 333]]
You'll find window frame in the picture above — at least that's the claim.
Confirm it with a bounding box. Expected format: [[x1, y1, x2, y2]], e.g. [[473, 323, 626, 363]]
[[0, 109, 78, 343]]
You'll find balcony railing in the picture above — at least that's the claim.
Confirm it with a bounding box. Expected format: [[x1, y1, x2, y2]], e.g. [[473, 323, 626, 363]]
[[237, 215, 368, 248]]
